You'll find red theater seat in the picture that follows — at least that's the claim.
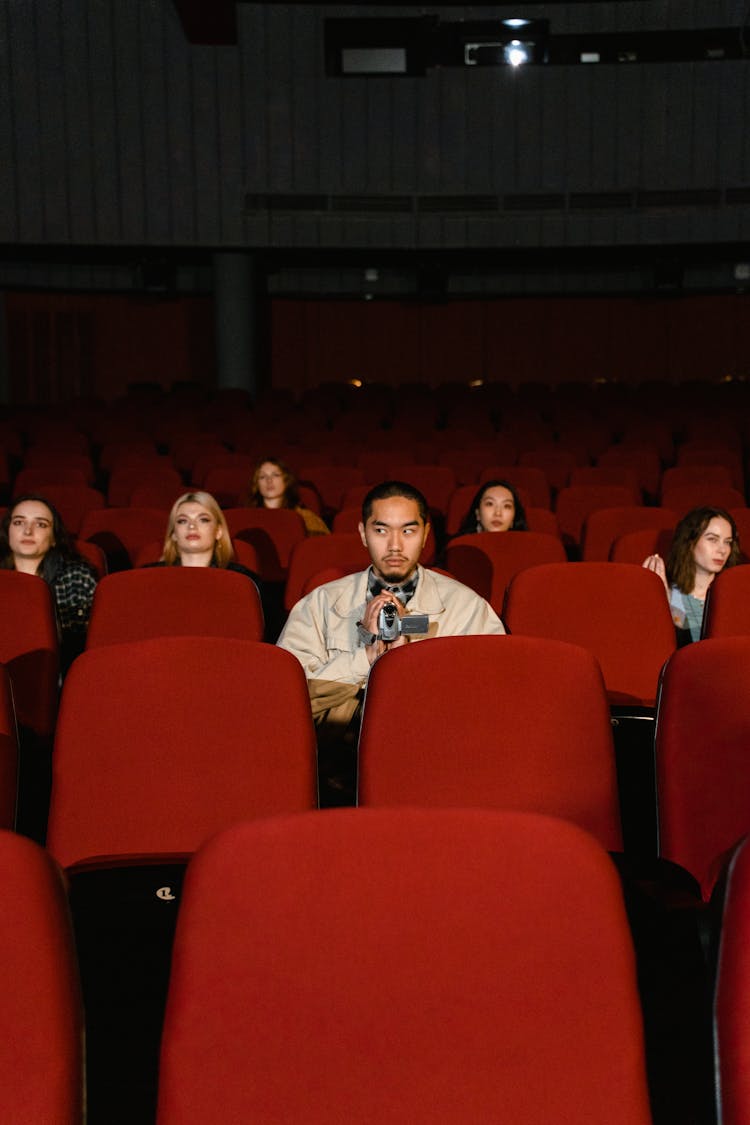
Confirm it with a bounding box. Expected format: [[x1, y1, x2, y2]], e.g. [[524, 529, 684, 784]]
[[0, 831, 84, 1124], [655, 637, 750, 902], [156, 809, 650, 1124], [86, 567, 264, 648], [445, 531, 566, 610], [715, 837, 750, 1125], [358, 635, 621, 852]]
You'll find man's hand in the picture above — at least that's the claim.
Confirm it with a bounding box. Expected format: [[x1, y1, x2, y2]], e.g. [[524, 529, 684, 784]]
[[361, 592, 409, 666]]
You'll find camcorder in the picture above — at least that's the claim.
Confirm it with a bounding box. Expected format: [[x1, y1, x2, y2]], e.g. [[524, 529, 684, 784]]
[[377, 602, 430, 642]]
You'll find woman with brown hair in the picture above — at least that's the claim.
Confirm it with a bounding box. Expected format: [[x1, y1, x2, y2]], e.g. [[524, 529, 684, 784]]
[[248, 458, 329, 536], [642, 505, 740, 644]]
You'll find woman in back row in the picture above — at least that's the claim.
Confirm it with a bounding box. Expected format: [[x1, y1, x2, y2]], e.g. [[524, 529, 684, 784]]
[[455, 479, 528, 537], [248, 457, 330, 536], [642, 505, 739, 644]]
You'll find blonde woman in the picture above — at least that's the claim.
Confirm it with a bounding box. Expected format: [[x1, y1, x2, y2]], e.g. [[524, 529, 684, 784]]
[[156, 490, 283, 638]]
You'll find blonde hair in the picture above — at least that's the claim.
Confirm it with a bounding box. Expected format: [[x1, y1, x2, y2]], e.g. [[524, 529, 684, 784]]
[[161, 491, 234, 567]]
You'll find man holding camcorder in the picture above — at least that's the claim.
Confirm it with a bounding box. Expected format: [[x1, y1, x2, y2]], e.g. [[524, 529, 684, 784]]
[[278, 480, 505, 799]]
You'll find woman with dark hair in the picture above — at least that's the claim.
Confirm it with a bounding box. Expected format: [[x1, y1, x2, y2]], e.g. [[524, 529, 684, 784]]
[[0, 493, 97, 667], [456, 479, 528, 537], [642, 505, 739, 644], [248, 457, 329, 536]]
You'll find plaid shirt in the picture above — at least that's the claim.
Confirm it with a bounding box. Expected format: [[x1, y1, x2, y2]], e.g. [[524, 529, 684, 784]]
[[50, 562, 97, 636]]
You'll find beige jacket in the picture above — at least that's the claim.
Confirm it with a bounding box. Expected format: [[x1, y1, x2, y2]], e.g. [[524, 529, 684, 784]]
[[278, 565, 505, 686]]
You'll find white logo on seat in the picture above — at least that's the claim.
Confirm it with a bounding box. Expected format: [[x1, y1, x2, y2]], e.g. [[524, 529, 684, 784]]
[[156, 886, 176, 901]]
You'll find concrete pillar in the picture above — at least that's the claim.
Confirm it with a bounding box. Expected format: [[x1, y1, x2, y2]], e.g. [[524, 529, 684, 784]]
[[212, 252, 258, 396], [0, 297, 9, 404]]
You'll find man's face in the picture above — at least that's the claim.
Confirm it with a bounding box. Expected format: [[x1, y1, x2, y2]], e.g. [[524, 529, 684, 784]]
[[359, 496, 429, 584]]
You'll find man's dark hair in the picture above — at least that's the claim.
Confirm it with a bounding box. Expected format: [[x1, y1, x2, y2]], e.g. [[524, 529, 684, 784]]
[[361, 480, 429, 525]]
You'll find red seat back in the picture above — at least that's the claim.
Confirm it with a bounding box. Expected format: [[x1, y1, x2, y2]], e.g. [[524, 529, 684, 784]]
[[715, 838, 750, 1125], [223, 507, 306, 579], [555, 485, 640, 552], [655, 638, 750, 900], [660, 483, 746, 517], [47, 637, 317, 869], [0, 666, 17, 829], [285, 533, 370, 612], [0, 571, 59, 736], [581, 506, 678, 562], [703, 567, 750, 639], [86, 567, 264, 648], [610, 526, 676, 565], [79, 507, 168, 569], [359, 635, 621, 850], [156, 809, 650, 1125], [445, 532, 567, 612], [503, 562, 675, 707], [0, 831, 84, 1123]]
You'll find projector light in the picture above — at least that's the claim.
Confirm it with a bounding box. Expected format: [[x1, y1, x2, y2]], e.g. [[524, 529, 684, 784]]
[[504, 40, 530, 67]]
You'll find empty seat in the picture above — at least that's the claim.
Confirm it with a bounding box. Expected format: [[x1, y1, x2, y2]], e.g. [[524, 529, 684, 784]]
[[128, 481, 186, 510], [48, 637, 317, 868], [581, 506, 678, 562], [660, 464, 735, 501], [86, 567, 264, 648], [555, 485, 640, 554], [19, 484, 106, 536], [223, 507, 306, 580], [0, 665, 17, 829], [445, 532, 567, 610], [0, 830, 84, 1124], [191, 451, 254, 489], [156, 809, 651, 1124], [79, 507, 168, 571], [480, 465, 551, 508], [13, 466, 89, 493], [388, 465, 457, 514], [23, 448, 95, 483], [610, 526, 676, 565], [504, 561, 677, 858], [284, 533, 371, 612], [569, 465, 641, 495], [655, 637, 750, 901], [597, 445, 662, 500], [660, 483, 746, 518], [107, 465, 184, 508], [0, 570, 58, 739], [358, 635, 621, 851], [503, 562, 675, 708], [702, 567, 750, 639], [199, 466, 252, 507], [715, 837, 750, 1125], [298, 465, 365, 514], [518, 447, 579, 493], [47, 636, 317, 1124]]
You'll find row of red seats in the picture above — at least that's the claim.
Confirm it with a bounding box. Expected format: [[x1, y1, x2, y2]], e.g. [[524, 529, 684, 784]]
[[6, 625, 750, 1120], [0, 809, 656, 1124], [5, 439, 748, 498], [6, 475, 750, 567]]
